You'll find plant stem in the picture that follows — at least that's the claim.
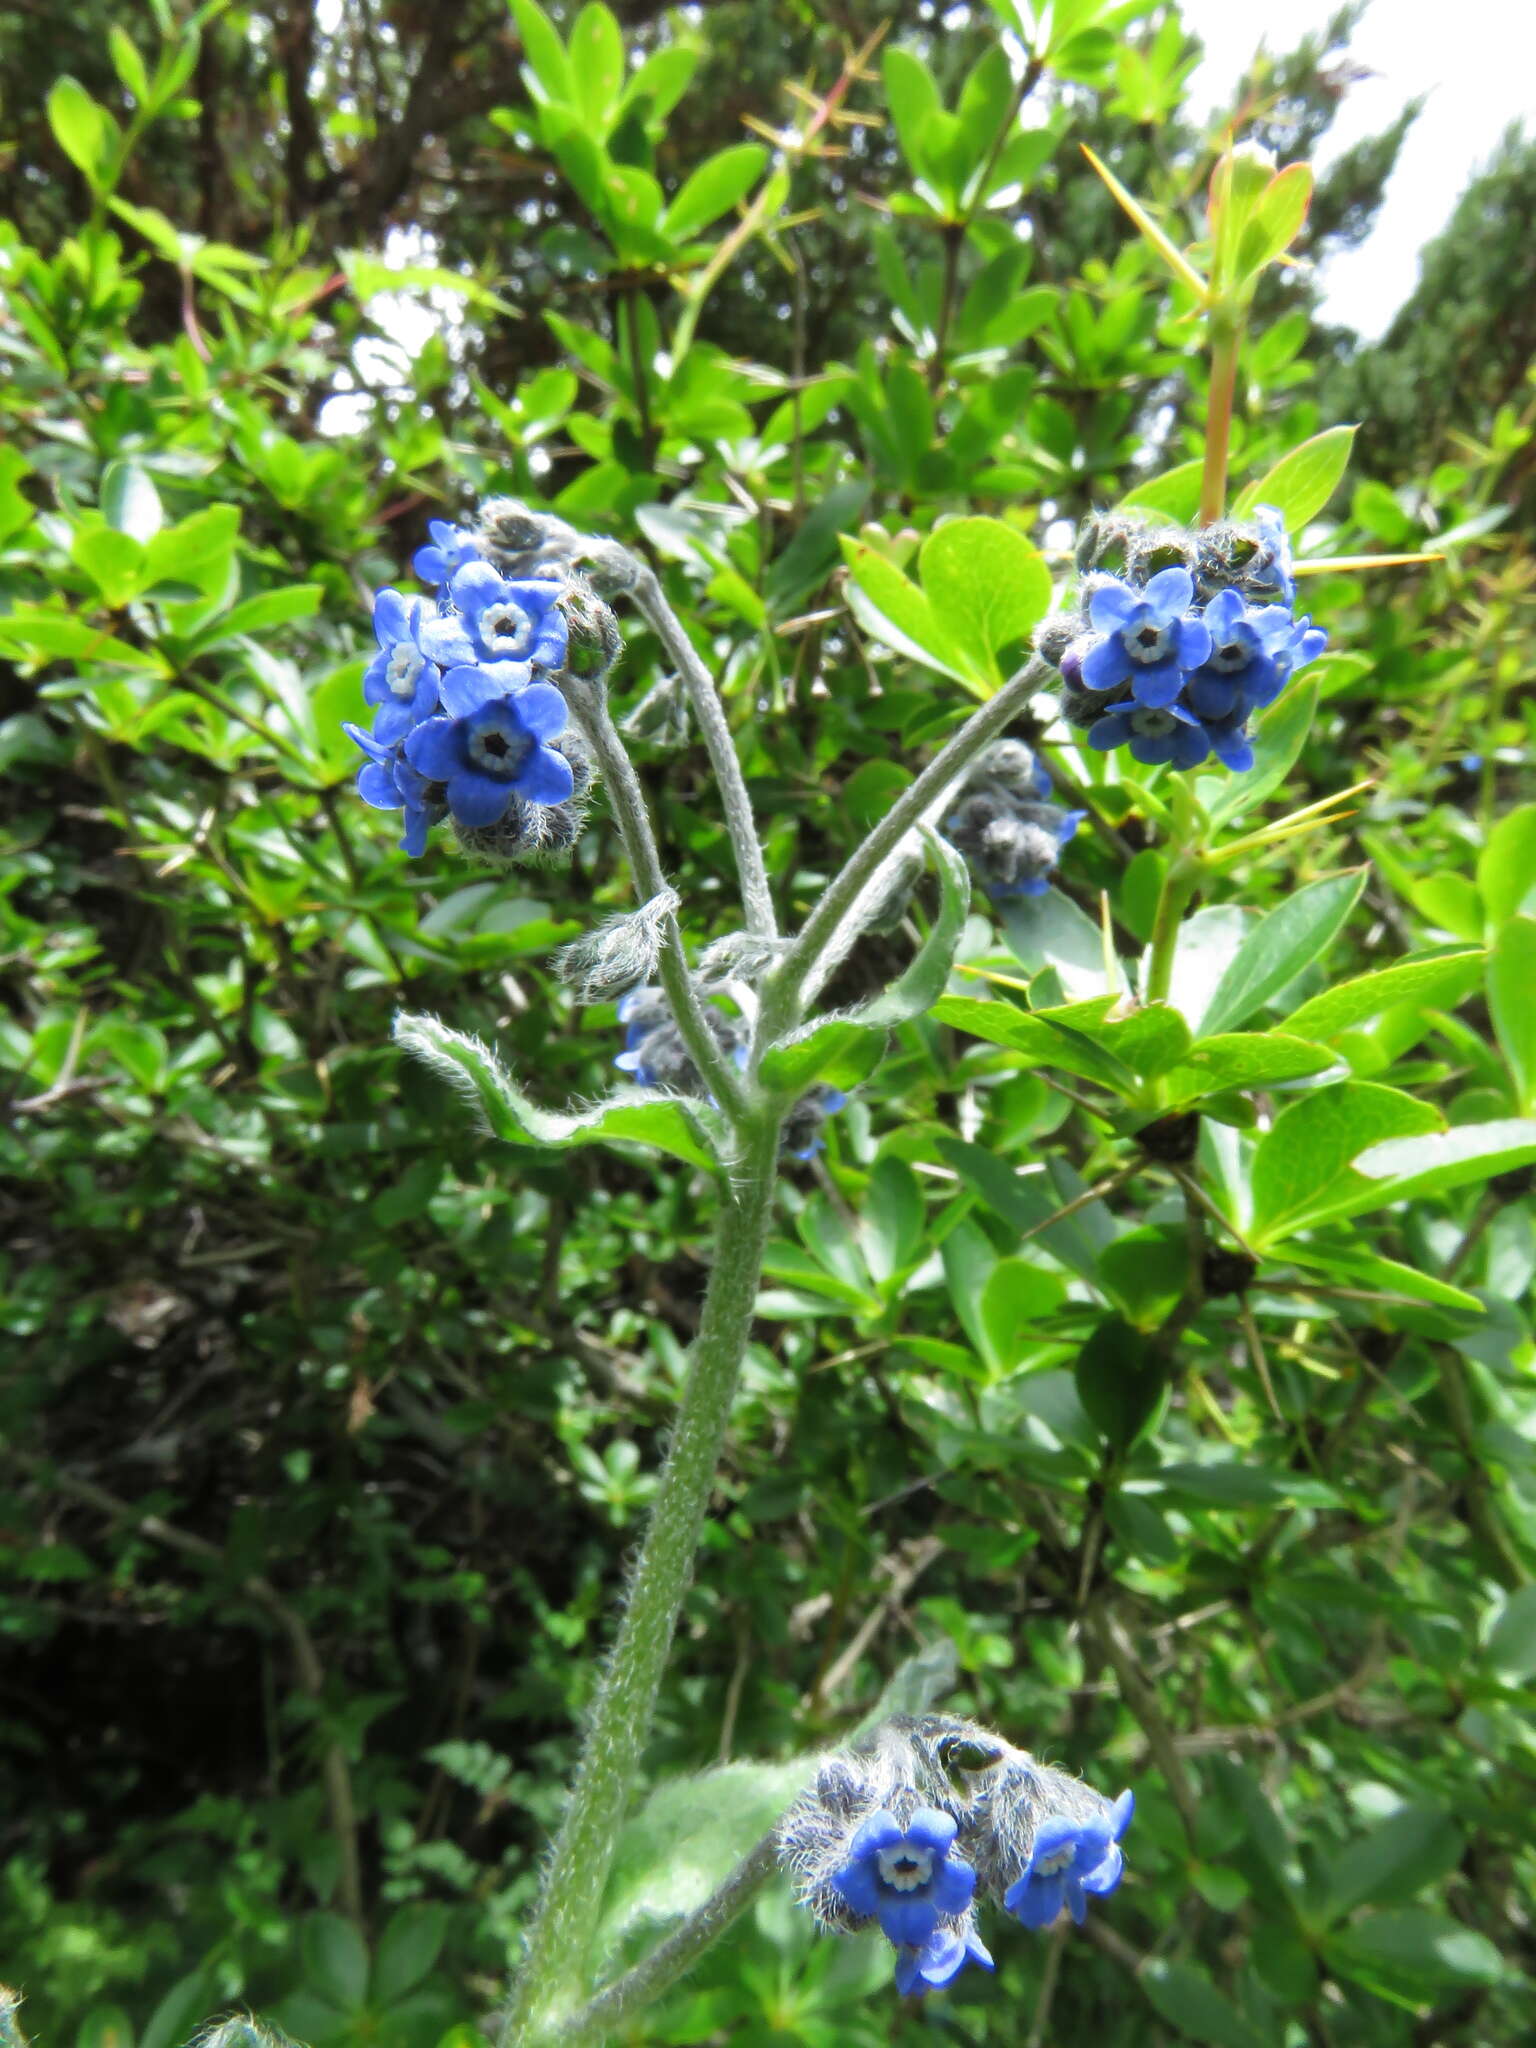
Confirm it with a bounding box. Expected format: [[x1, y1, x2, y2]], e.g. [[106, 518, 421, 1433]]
[[547, 1834, 780, 2047], [565, 675, 746, 1117], [499, 1114, 783, 2047], [1143, 853, 1201, 1006], [1198, 311, 1243, 527], [628, 563, 779, 941], [759, 656, 1049, 1046]]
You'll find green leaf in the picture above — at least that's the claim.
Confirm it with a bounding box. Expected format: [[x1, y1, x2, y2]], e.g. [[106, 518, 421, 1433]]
[[839, 537, 977, 689], [1283, 947, 1484, 1041], [916, 519, 1052, 686], [138, 1973, 219, 2048], [1161, 1031, 1336, 1102], [47, 76, 117, 188], [1000, 889, 1114, 1005], [300, 1912, 369, 2011], [1159, 904, 1248, 1031], [1117, 459, 1204, 523], [510, 0, 573, 106], [1249, 1082, 1442, 1244], [1280, 1240, 1483, 1314], [932, 994, 1132, 1091], [882, 45, 945, 181], [568, 4, 625, 128], [1483, 1584, 1536, 1683], [1488, 917, 1536, 1111], [1350, 1119, 1536, 1209], [1233, 425, 1357, 526], [1324, 1910, 1504, 2000], [1140, 1958, 1275, 2048], [851, 828, 971, 1028], [72, 526, 146, 608], [759, 1019, 887, 1096], [937, 1142, 1113, 1283], [977, 1258, 1067, 1373], [593, 1758, 815, 1970], [1074, 1313, 1168, 1450], [1325, 1808, 1465, 1920], [372, 1902, 449, 2000], [107, 26, 151, 102], [1477, 802, 1536, 924], [1200, 869, 1366, 1036], [661, 143, 767, 242], [100, 461, 164, 543], [145, 504, 241, 591], [394, 1014, 719, 1170]]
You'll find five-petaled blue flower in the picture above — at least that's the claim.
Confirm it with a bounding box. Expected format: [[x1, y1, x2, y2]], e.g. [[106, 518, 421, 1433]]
[[420, 562, 568, 675], [894, 1920, 994, 1998], [831, 1807, 976, 1948], [1183, 587, 1297, 722], [413, 520, 482, 591], [362, 589, 441, 744], [1081, 567, 1212, 710], [1004, 1790, 1134, 1930], [1089, 700, 1213, 770], [404, 670, 573, 829]]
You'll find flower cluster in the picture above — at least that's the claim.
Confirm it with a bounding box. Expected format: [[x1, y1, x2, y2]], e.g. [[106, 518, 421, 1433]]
[[777, 1715, 1133, 2000], [944, 739, 1085, 901], [344, 520, 592, 860], [1037, 507, 1327, 773]]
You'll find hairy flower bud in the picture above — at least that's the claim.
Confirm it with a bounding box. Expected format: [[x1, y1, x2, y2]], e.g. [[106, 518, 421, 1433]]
[[556, 889, 680, 1004], [556, 577, 625, 687]]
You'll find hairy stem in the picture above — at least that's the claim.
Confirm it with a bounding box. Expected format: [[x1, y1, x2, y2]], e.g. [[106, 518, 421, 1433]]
[[628, 564, 779, 941], [566, 676, 745, 1117], [500, 1115, 783, 2045], [759, 656, 1050, 1046], [547, 1834, 780, 2047]]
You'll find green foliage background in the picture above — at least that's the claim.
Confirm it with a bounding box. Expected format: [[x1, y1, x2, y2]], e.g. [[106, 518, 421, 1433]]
[[4, 0, 1536, 2042]]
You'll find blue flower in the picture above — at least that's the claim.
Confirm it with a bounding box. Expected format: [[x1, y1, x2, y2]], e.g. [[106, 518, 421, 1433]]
[[362, 588, 441, 744], [419, 562, 568, 674], [785, 1085, 848, 1160], [1249, 504, 1295, 605], [1081, 567, 1212, 709], [1282, 613, 1329, 679], [1004, 1790, 1134, 1930], [1183, 587, 1296, 721], [343, 721, 448, 856], [404, 669, 574, 830], [1089, 700, 1210, 769], [893, 1920, 994, 1998], [413, 519, 482, 590], [830, 1806, 976, 1948]]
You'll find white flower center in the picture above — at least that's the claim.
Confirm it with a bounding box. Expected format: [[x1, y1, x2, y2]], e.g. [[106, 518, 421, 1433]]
[[387, 644, 424, 698], [1210, 638, 1249, 672], [877, 1844, 934, 1892], [1034, 1845, 1076, 1877], [467, 723, 528, 777], [1129, 621, 1171, 663], [1131, 707, 1176, 737], [481, 601, 533, 655]]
